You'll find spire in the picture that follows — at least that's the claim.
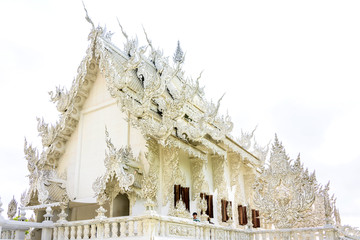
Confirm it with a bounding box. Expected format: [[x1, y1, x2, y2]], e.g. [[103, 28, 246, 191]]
[[173, 41, 184, 63]]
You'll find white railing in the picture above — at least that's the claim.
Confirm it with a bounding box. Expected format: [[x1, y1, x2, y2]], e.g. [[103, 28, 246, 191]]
[[53, 213, 249, 240], [1, 211, 357, 240], [0, 219, 52, 240], [249, 226, 338, 240]]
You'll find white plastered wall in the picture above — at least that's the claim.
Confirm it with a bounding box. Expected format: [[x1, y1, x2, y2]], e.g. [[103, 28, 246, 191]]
[[57, 72, 147, 212]]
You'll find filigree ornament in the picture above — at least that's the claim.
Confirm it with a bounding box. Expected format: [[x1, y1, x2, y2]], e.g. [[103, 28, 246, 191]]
[[226, 202, 233, 223], [23, 139, 66, 205], [7, 196, 17, 219], [191, 159, 209, 201], [92, 128, 135, 200], [169, 197, 191, 219], [162, 147, 186, 206], [322, 181, 335, 226], [237, 126, 257, 151], [93, 23, 234, 146], [252, 138, 270, 164], [253, 135, 317, 229]]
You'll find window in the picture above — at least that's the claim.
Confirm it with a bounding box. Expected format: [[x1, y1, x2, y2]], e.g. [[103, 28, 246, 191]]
[[221, 199, 231, 222], [174, 185, 190, 211], [238, 205, 248, 225], [252, 209, 260, 228], [200, 193, 214, 218]]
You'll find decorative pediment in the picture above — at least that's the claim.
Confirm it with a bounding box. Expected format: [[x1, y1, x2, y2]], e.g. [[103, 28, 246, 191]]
[[23, 139, 67, 206], [253, 135, 317, 228], [92, 128, 136, 200]]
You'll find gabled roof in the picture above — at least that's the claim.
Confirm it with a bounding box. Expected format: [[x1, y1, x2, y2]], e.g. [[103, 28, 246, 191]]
[[30, 16, 263, 172]]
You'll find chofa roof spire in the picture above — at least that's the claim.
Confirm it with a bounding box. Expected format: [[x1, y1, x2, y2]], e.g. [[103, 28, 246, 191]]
[[173, 40, 184, 63]]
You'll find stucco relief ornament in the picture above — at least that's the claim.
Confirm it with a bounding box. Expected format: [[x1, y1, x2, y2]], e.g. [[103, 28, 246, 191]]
[[334, 200, 341, 227], [253, 135, 317, 229], [199, 196, 209, 221], [169, 197, 191, 219], [237, 126, 257, 151], [23, 139, 50, 205], [92, 128, 135, 201], [7, 196, 17, 219], [57, 194, 69, 223], [252, 138, 270, 164], [48, 86, 75, 113], [226, 202, 233, 224], [322, 181, 335, 226]]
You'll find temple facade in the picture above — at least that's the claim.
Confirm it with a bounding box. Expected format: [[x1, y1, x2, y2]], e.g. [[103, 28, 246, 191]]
[[0, 8, 359, 240]]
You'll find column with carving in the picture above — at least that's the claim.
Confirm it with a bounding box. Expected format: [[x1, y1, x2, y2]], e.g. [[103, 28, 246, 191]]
[[162, 147, 185, 207], [191, 158, 209, 201], [142, 138, 160, 212], [211, 155, 228, 224], [229, 153, 243, 225]]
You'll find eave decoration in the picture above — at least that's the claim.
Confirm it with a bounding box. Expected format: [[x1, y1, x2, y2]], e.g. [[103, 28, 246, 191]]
[[23, 139, 67, 206], [253, 135, 317, 229], [92, 128, 137, 218]]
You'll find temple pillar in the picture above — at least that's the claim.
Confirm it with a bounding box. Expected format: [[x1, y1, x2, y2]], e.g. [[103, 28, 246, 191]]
[[190, 157, 209, 201], [211, 155, 229, 224]]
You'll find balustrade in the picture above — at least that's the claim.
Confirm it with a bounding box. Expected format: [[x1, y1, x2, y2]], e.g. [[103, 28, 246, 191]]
[[0, 210, 348, 240]]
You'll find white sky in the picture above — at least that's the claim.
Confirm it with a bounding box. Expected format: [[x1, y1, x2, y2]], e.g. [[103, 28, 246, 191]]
[[0, 0, 359, 227]]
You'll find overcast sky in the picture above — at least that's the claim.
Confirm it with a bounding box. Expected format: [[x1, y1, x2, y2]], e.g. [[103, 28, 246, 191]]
[[0, 0, 359, 227]]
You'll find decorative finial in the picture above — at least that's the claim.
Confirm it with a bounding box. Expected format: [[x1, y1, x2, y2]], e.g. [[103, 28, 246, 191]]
[[173, 41, 184, 63], [117, 18, 128, 41], [7, 196, 17, 219], [82, 1, 94, 29]]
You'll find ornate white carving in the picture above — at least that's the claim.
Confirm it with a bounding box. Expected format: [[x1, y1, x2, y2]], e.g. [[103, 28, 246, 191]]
[[169, 198, 191, 219], [199, 196, 209, 221], [191, 158, 209, 201], [212, 155, 227, 200], [226, 202, 233, 223], [23, 139, 66, 205], [252, 138, 270, 164], [91, 21, 234, 148], [7, 196, 17, 219], [237, 126, 257, 151], [92, 128, 135, 200], [161, 147, 186, 206], [321, 181, 335, 226], [168, 223, 195, 237], [253, 135, 317, 228], [173, 41, 185, 64]]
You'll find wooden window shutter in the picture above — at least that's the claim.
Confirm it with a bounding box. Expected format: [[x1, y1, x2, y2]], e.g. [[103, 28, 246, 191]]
[[207, 195, 214, 218], [221, 199, 228, 222], [181, 187, 190, 211], [238, 205, 244, 225], [252, 209, 256, 227], [255, 210, 260, 228], [243, 206, 248, 225], [174, 185, 181, 207]]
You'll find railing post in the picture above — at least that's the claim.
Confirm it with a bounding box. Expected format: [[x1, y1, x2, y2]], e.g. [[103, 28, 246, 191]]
[[83, 225, 90, 239], [104, 222, 110, 238], [137, 220, 143, 236], [76, 225, 82, 240], [111, 222, 118, 238], [41, 206, 54, 240], [14, 229, 26, 240]]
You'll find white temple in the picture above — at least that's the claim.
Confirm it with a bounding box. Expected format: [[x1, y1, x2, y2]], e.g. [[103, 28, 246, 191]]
[[0, 6, 359, 240]]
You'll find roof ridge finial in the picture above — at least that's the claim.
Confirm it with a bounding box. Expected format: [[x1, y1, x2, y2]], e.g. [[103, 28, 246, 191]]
[[82, 1, 95, 29], [173, 40, 184, 63]]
